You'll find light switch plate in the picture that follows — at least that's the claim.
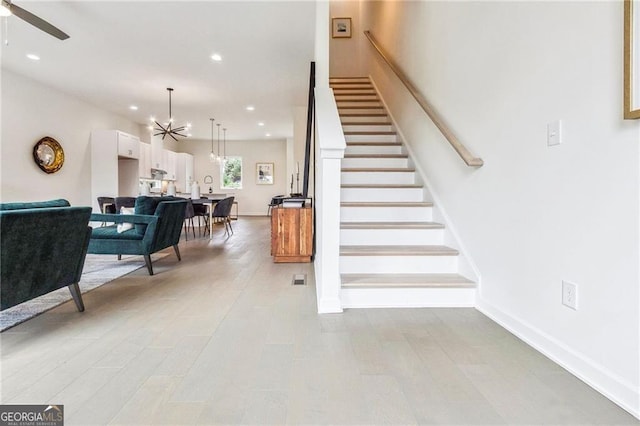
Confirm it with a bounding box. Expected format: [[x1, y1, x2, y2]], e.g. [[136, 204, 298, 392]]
[[548, 120, 562, 146], [562, 280, 577, 310]]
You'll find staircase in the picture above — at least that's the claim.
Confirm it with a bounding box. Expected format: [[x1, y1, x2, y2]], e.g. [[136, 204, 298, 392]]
[[330, 77, 476, 308]]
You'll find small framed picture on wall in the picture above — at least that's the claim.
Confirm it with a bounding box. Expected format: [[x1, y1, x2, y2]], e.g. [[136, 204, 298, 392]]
[[256, 162, 274, 185], [332, 17, 352, 38]]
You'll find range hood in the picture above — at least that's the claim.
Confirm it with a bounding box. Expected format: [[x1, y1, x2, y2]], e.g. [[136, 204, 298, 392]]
[[150, 168, 167, 180]]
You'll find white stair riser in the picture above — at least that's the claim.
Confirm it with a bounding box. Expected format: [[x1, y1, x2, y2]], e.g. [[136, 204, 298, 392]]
[[341, 206, 433, 222], [336, 101, 383, 108], [341, 171, 415, 185], [338, 108, 386, 115], [340, 255, 458, 274], [344, 134, 398, 143], [341, 187, 423, 202], [342, 124, 394, 132], [333, 90, 377, 96], [342, 157, 408, 168], [341, 116, 389, 123], [341, 287, 476, 308], [345, 145, 403, 155], [340, 228, 444, 245], [330, 78, 370, 83], [335, 95, 379, 101]]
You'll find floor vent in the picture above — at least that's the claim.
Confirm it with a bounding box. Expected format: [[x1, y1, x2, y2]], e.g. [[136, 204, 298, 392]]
[[292, 274, 307, 286]]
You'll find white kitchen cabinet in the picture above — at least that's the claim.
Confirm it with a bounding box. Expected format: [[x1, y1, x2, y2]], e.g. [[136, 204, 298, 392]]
[[139, 142, 152, 178], [151, 137, 164, 170], [91, 130, 141, 212], [175, 152, 194, 193], [116, 131, 140, 159], [164, 149, 177, 180]]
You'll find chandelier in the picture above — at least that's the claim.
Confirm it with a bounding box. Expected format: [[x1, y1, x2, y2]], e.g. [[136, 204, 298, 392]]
[[153, 88, 191, 141]]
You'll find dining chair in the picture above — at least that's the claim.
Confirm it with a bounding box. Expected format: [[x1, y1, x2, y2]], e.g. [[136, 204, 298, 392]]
[[267, 195, 285, 216], [212, 196, 235, 235], [192, 197, 210, 237], [97, 196, 116, 214], [115, 196, 137, 212], [183, 199, 196, 240]]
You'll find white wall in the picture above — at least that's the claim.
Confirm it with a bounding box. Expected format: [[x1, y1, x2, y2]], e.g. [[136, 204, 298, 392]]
[[1, 70, 141, 205], [357, 0, 639, 417], [177, 138, 287, 216], [329, 0, 364, 77]]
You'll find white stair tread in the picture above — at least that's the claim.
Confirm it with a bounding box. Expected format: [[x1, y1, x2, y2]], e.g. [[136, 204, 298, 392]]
[[346, 141, 402, 145], [341, 201, 434, 207], [340, 112, 388, 117], [341, 184, 422, 188], [344, 131, 396, 135], [344, 154, 408, 158], [342, 121, 393, 126], [341, 168, 415, 172], [340, 245, 459, 256], [341, 273, 475, 288], [341, 221, 444, 229]]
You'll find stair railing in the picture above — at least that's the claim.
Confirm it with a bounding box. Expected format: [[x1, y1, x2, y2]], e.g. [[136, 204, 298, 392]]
[[302, 62, 315, 198], [364, 30, 483, 168]]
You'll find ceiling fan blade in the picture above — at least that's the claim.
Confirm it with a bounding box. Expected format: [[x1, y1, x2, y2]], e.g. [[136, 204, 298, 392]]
[[7, 2, 69, 40]]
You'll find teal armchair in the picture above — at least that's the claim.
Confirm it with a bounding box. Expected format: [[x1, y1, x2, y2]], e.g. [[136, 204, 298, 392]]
[[0, 199, 92, 312], [88, 197, 187, 275]]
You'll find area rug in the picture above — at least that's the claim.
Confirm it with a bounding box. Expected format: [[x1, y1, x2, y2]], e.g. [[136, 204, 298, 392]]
[[0, 253, 168, 332]]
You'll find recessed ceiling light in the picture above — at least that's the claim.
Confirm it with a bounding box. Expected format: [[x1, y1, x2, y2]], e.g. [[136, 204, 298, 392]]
[[129, 105, 138, 111], [187, 133, 192, 137], [211, 53, 222, 62], [246, 105, 255, 111], [258, 122, 265, 127], [147, 125, 153, 130], [266, 133, 271, 137], [26, 53, 40, 61], [149, 116, 156, 122]]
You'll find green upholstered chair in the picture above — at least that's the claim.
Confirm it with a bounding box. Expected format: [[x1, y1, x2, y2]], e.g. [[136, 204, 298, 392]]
[[88, 196, 187, 275], [0, 199, 92, 312]]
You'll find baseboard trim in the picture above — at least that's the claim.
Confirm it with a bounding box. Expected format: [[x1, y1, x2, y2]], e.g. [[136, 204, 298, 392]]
[[476, 297, 640, 419], [342, 287, 475, 308], [317, 298, 343, 313]]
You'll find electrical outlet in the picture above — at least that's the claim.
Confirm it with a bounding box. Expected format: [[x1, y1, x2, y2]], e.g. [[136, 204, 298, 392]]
[[562, 280, 577, 310], [548, 120, 562, 146]]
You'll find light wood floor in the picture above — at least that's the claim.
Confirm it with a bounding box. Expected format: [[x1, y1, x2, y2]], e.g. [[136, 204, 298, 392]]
[[1, 217, 637, 425]]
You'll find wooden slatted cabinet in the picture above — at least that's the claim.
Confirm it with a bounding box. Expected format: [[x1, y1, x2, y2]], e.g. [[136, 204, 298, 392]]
[[271, 207, 313, 263]]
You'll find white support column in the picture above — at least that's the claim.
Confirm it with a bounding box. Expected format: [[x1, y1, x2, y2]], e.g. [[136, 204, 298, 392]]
[[314, 88, 345, 313]]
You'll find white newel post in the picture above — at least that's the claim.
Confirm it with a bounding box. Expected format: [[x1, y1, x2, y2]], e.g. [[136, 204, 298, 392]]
[[314, 88, 345, 314]]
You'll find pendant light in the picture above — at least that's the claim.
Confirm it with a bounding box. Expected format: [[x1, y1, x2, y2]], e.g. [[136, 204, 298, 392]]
[[209, 118, 216, 162], [223, 128, 227, 160], [216, 123, 222, 164]]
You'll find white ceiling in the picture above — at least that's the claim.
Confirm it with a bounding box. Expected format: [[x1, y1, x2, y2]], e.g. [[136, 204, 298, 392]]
[[1, 1, 317, 141]]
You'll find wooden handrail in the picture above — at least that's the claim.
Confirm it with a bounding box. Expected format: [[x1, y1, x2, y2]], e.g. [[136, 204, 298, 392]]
[[363, 30, 483, 168]]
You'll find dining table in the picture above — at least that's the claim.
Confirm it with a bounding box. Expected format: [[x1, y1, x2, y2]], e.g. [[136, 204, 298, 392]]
[[190, 194, 227, 239]]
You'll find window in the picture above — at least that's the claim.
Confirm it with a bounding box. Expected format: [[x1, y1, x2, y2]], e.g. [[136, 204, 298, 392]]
[[221, 156, 242, 189]]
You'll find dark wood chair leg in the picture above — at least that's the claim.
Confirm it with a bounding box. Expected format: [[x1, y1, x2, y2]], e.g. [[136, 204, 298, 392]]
[[227, 218, 234, 234], [144, 254, 154, 275], [117, 254, 122, 260], [173, 244, 181, 261], [68, 282, 85, 312]]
